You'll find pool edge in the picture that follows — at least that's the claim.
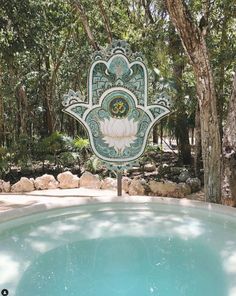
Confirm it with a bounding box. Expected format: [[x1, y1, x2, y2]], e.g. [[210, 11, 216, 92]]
[[0, 191, 235, 223]]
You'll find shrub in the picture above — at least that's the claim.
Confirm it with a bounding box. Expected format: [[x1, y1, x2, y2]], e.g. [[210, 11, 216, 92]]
[[0, 146, 10, 178], [59, 152, 79, 166], [35, 132, 74, 165], [84, 155, 103, 174], [73, 137, 91, 160]]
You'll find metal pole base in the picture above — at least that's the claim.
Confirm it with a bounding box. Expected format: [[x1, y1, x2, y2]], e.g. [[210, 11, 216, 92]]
[[117, 171, 122, 196]]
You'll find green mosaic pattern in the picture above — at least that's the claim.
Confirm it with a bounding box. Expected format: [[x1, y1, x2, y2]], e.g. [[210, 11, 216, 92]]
[[62, 40, 171, 170]]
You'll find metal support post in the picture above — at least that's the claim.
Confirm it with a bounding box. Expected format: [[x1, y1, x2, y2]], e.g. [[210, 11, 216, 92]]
[[117, 171, 122, 196]]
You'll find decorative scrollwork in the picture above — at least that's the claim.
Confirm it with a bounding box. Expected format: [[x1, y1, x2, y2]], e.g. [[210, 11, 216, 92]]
[[62, 89, 86, 107]]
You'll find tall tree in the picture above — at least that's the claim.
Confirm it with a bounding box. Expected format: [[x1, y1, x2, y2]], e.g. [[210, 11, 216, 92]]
[[165, 0, 221, 203], [15, 82, 28, 136]]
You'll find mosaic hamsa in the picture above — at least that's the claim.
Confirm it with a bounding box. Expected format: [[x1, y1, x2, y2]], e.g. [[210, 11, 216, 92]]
[[62, 40, 171, 169]]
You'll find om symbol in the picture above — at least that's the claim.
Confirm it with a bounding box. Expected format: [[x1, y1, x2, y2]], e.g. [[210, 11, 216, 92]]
[[109, 97, 129, 118]]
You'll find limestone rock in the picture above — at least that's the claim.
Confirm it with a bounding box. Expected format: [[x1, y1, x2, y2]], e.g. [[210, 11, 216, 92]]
[[144, 163, 156, 172], [222, 198, 236, 207], [149, 180, 191, 198], [128, 179, 145, 196], [57, 171, 80, 189], [34, 174, 58, 190], [101, 177, 117, 190], [122, 177, 131, 193], [149, 180, 176, 196], [178, 170, 191, 182], [0, 180, 11, 192], [186, 177, 201, 193], [80, 171, 101, 189], [11, 177, 34, 192], [178, 182, 191, 197]]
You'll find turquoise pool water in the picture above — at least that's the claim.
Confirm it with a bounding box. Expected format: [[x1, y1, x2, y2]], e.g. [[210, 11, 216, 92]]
[[0, 202, 236, 296]]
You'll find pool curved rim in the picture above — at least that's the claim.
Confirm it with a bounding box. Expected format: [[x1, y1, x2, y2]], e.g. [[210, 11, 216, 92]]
[[0, 194, 236, 224]]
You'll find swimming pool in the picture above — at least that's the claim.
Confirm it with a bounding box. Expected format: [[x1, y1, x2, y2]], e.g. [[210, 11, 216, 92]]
[[0, 198, 236, 296]]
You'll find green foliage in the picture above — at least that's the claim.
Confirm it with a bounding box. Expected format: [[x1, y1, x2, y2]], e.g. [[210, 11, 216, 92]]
[[146, 144, 162, 154], [10, 135, 34, 167], [0, 0, 235, 176], [41, 132, 72, 153], [72, 137, 91, 164], [59, 152, 79, 167], [84, 155, 103, 174], [34, 132, 73, 165], [73, 137, 89, 151], [41, 132, 65, 154], [0, 147, 10, 178], [139, 144, 161, 166]]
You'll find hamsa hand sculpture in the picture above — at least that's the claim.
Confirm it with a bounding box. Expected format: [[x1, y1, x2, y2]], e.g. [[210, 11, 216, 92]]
[[63, 40, 171, 170]]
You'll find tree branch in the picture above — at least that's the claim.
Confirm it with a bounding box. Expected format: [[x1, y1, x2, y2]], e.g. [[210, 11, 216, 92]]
[[54, 28, 72, 74], [141, 0, 155, 24], [70, 0, 100, 51], [97, 0, 113, 43]]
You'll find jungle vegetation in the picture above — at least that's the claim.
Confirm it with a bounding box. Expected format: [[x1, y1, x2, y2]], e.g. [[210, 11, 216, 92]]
[[0, 0, 235, 204]]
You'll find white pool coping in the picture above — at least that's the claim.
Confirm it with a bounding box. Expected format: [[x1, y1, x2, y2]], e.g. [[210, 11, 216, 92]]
[[0, 188, 235, 223]]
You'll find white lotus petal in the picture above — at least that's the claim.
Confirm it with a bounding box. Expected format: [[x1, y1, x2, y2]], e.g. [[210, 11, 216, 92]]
[[125, 121, 130, 137], [99, 117, 138, 153], [114, 119, 122, 137], [131, 120, 137, 135], [104, 118, 110, 135], [100, 121, 105, 134], [119, 139, 126, 152]]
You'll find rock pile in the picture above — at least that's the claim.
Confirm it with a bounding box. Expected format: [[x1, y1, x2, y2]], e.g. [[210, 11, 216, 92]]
[[0, 170, 202, 198]]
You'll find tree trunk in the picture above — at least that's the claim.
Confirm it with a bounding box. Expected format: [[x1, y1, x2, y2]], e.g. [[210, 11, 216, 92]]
[[153, 124, 158, 144], [194, 103, 202, 177], [196, 59, 221, 203], [165, 0, 221, 203], [43, 55, 54, 135], [15, 82, 28, 136], [222, 72, 236, 206], [168, 23, 191, 165], [175, 113, 192, 165], [216, 13, 229, 142], [48, 28, 71, 132], [0, 67, 4, 146], [0, 93, 3, 146]]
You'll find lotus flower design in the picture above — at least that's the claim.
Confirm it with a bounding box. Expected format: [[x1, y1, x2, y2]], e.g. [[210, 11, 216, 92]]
[[100, 117, 138, 153]]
